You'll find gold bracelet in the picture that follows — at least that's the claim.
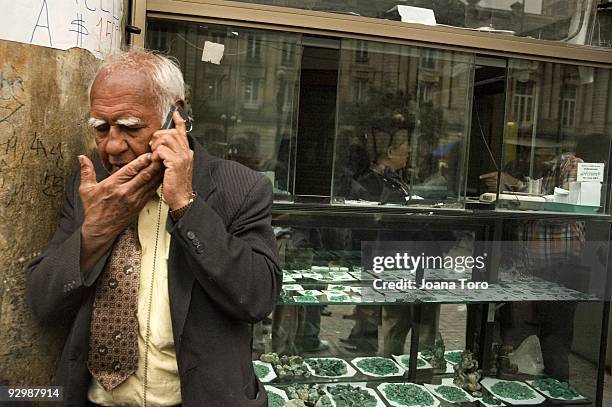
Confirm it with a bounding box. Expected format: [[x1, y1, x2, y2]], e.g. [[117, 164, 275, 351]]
[[170, 191, 196, 221]]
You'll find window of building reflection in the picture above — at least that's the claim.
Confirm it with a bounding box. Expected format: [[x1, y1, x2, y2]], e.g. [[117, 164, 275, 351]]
[[146, 20, 302, 198], [332, 40, 473, 206]]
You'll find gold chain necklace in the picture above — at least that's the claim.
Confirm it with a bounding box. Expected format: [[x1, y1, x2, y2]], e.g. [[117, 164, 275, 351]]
[[142, 186, 164, 407]]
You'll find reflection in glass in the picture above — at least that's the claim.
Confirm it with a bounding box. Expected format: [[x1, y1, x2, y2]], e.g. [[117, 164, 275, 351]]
[[497, 59, 612, 213], [146, 20, 301, 198], [228, 0, 605, 48], [332, 40, 473, 207]]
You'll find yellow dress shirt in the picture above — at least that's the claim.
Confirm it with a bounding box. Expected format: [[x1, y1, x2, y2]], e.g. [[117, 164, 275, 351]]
[[88, 190, 181, 406]]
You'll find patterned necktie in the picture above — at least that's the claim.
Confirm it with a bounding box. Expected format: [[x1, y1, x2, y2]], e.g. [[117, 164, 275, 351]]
[[87, 225, 141, 391]]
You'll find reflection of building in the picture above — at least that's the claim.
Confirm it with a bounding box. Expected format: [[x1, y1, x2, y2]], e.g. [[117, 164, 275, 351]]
[[148, 22, 301, 169], [336, 40, 471, 154], [508, 63, 612, 148]]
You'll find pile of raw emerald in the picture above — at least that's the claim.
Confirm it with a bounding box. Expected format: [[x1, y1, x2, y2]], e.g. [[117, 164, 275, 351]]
[[435, 385, 469, 402], [400, 357, 426, 368], [327, 384, 378, 407], [260, 353, 311, 380], [267, 391, 286, 407], [444, 351, 463, 364], [285, 384, 333, 407], [254, 363, 271, 379], [305, 358, 347, 376], [490, 382, 536, 400], [481, 394, 503, 406], [383, 383, 435, 406], [356, 357, 400, 375], [532, 378, 581, 399]]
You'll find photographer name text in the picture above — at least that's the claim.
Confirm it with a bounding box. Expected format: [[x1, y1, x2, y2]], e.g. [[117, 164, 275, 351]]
[[373, 278, 488, 290]]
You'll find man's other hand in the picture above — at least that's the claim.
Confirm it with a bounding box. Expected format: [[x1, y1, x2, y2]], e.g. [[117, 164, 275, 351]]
[[79, 152, 163, 243]]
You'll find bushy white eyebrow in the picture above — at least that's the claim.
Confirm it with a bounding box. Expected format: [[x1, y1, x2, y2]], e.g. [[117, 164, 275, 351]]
[[116, 117, 144, 127], [88, 117, 106, 128]]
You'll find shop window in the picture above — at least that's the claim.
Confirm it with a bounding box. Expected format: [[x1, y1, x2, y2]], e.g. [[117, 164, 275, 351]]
[[501, 59, 611, 213], [243, 78, 262, 109], [513, 80, 535, 125], [334, 38, 472, 204], [561, 85, 577, 128]]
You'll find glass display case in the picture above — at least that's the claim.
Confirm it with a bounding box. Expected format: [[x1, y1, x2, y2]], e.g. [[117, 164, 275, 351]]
[[145, 12, 612, 407], [255, 208, 610, 406]]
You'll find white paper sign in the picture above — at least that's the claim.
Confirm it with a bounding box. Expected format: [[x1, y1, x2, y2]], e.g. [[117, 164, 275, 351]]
[[201, 41, 224, 64], [397, 5, 437, 26], [0, 0, 122, 58], [577, 163, 605, 182]]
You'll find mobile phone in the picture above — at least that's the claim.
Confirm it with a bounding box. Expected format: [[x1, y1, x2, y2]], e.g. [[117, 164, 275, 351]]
[[161, 105, 191, 130]]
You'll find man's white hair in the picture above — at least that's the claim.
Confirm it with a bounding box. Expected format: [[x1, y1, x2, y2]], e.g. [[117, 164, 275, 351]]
[[89, 50, 185, 125]]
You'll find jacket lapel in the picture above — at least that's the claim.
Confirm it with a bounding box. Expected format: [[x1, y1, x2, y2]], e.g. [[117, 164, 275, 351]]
[[168, 137, 217, 352]]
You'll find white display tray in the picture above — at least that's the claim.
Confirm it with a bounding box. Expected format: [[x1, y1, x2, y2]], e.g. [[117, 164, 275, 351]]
[[480, 377, 545, 405], [377, 382, 440, 407], [304, 357, 357, 378], [351, 357, 405, 378], [392, 354, 432, 370], [424, 378, 477, 404], [325, 382, 385, 407], [253, 360, 276, 383]]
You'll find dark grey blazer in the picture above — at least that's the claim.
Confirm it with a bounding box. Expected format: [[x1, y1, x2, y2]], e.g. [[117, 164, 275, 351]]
[[27, 138, 281, 406]]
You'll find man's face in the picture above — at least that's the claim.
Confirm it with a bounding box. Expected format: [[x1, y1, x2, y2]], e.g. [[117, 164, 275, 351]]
[[89, 69, 161, 174]]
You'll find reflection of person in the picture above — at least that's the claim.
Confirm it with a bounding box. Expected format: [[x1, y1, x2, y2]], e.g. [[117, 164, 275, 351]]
[[494, 151, 586, 381], [27, 51, 280, 407], [479, 148, 580, 194], [333, 130, 370, 198], [272, 228, 329, 354], [352, 129, 411, 203], [347, 127, 440, 356]]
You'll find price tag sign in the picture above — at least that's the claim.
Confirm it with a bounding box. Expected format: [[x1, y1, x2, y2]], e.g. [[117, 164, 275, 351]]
[[577, 163, 605, 182]]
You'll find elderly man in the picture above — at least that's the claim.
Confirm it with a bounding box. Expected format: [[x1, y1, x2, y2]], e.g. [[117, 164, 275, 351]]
[[27, 50, 281, 407]]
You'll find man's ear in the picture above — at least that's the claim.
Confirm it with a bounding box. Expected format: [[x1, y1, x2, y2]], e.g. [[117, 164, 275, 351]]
[[175, 99, 187, 110]]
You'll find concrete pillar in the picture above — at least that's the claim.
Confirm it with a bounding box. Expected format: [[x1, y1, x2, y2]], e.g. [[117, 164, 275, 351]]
[[0, 40, 97, 386]]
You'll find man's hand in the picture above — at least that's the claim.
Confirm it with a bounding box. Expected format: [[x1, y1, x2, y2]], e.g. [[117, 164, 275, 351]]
[[150, 110, 194, 210], [78, 153, 163, 272]]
